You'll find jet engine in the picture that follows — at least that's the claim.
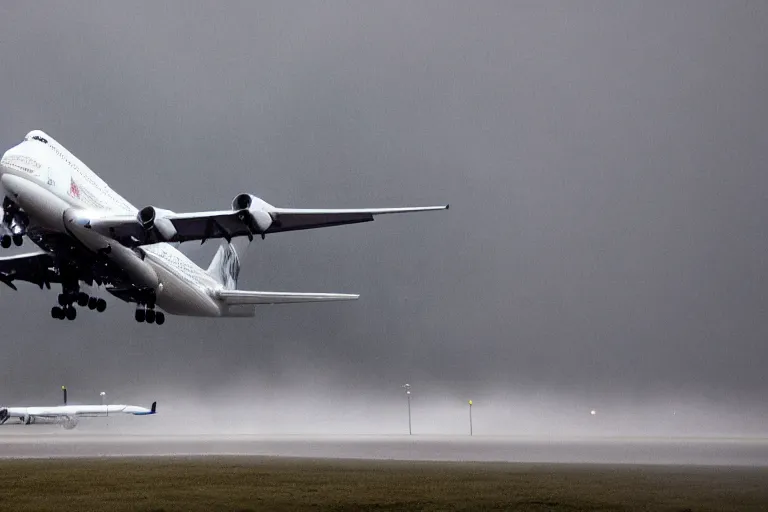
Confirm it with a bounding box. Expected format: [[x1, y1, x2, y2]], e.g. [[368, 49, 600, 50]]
[[137, 206, 177, 241], [231, 193, 274, 235], [61, 417, 78, 430]]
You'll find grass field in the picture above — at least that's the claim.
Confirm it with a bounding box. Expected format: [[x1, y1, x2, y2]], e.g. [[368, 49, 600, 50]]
[[1, 457, 767, 511]]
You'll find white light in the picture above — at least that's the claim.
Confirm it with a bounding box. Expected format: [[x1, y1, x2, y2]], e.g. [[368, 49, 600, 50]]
[[590, 410, 596, 415]]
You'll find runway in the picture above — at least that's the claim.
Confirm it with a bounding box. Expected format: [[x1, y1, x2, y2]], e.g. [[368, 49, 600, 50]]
[[2, 428, 768, 465]]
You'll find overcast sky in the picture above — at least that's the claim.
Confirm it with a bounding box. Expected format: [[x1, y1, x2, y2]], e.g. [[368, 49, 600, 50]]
[[0, 2, 767, 427]]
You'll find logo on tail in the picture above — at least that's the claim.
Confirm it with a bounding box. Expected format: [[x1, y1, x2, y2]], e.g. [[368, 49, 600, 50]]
[[207, 242, 241, 290]]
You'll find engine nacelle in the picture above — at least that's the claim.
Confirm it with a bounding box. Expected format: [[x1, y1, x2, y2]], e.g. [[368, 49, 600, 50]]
[[61, 417, 78, 430], [137, 206, 177, 241], [231, 193, 274, 234]]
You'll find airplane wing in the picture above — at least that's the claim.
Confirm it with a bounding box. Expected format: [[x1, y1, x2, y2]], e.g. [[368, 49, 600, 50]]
[[215, 289, 360, 305], [0, 250, 57, 290], [81, 203, 449, 247]]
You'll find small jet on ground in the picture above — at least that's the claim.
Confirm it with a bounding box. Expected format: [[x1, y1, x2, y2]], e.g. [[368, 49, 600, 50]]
[[0, 130, 448, 324], [0, 386, 156, 430]]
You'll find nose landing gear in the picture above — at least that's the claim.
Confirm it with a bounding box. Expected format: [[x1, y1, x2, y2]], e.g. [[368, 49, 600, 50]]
[[1, 198, 28, 248]]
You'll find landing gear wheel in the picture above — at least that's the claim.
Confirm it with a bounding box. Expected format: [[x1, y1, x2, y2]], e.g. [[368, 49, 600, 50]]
[[65, 307, 76, 321], [0, 236, 10, 249], [135, 308, 145, 323], [145, 309, 156, 324], [51, 306, 63, 319], [57, 293, 68, 307], [11, 235, 22, 247], [96, 298, 106, 313], [77, 292, 89, 307], [155, 312, 165, 325], [88, 297, 97, 310]]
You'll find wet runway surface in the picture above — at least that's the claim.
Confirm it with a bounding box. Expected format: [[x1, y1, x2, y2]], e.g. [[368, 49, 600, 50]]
[[2, 428, 768, 466]]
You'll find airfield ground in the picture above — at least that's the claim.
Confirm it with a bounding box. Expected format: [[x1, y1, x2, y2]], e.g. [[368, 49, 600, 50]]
[[2, 457, 767, 511]]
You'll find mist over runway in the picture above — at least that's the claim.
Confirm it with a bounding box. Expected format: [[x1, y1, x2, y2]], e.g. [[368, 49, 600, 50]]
[[1, 429, 767, 466]]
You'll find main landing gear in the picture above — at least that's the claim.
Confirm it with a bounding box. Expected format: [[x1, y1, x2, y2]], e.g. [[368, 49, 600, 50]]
[[51, 291, 107, 321], [135, 304, 165, 325], [0, 234, 22, 248]]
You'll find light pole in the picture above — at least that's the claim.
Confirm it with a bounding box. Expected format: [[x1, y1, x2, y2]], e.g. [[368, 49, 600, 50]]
[[468, 400, 473, 436], [402, 383, 411, 435], [100, 392, 107, 416]]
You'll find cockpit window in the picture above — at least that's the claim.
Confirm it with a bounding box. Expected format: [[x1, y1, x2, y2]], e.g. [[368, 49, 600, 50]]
[[31, 135, 48, 144]]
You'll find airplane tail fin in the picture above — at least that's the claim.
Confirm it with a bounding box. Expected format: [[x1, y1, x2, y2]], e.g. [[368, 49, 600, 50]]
[[151, 401, 157, 414], [206, 239, 249, 290]]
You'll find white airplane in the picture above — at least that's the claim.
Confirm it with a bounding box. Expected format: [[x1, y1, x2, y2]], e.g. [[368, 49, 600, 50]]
[[0, 387, 156, 430], [0, 130, 448, 324]]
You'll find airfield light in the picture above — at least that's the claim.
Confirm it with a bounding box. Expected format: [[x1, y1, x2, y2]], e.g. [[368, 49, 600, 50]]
[[590, 410, 596, 416], [402, 383, 412, 435], [100, 392, 106, 405], [468, 400, 473, 436]]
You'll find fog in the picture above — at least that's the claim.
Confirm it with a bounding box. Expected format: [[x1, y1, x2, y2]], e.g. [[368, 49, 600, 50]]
[[1, 2, 768, 443]]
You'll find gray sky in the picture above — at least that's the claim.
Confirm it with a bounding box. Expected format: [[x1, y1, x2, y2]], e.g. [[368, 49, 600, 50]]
[[0, 2, 767, 426]]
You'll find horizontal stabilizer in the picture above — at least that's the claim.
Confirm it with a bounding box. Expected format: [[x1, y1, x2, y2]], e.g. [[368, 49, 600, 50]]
[[215, 289, 359, 305]]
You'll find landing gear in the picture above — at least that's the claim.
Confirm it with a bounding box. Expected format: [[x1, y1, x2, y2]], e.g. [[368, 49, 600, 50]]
[[53, 288, 106, 321], [51, 305, 76, 321], [1, 198, 28, 248], [135, 304, 164, 325]]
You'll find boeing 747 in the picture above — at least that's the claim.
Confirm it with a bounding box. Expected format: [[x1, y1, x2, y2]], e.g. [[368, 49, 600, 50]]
[[0, 130, 448, 324]]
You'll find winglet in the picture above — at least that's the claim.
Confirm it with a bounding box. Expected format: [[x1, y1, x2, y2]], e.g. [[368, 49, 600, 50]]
[[151, 401, 157, 414]]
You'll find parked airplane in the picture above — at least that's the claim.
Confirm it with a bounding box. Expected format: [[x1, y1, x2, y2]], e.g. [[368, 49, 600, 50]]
[[0, 387, 156, 430], [0, 130, 448, 324]]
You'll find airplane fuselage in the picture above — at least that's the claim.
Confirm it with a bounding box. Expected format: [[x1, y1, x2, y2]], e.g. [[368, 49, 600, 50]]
[[0, 131, 223, 316]]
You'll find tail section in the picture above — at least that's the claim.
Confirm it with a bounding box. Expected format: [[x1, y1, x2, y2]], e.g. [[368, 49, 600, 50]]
[[207, 238, 359, 317], [206, 239, 249, 290]]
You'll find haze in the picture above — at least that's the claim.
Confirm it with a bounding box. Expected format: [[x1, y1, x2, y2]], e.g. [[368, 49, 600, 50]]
[[0, 2, 767, 438]]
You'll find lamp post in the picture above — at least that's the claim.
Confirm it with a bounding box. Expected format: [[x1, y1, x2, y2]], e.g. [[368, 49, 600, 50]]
[[402, 383, 411, 435], [468, 400, 473, 436]]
